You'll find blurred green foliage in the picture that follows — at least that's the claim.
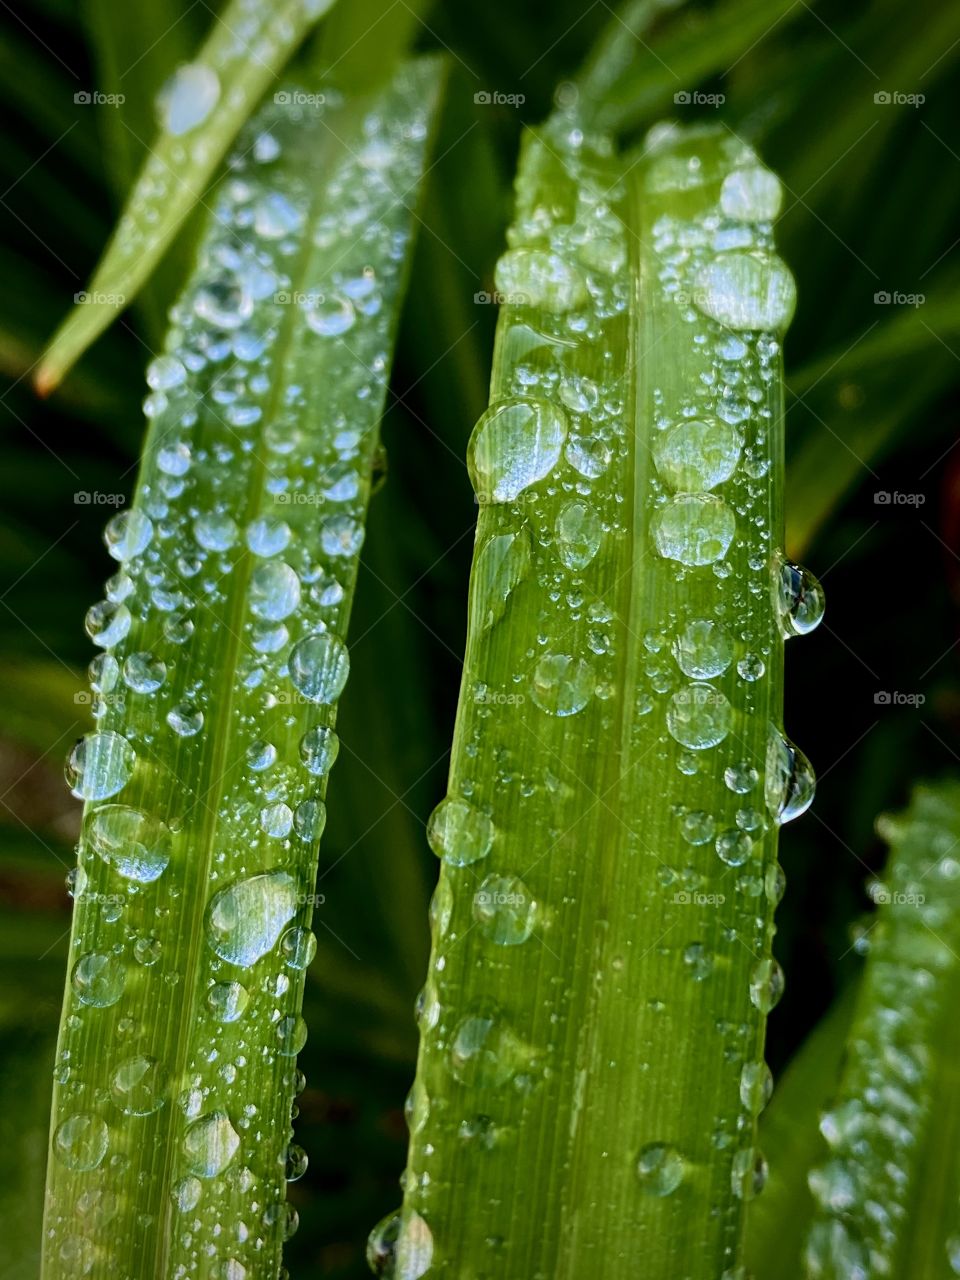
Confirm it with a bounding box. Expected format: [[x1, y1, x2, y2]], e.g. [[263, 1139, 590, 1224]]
[[1, 0, 959, 1275]]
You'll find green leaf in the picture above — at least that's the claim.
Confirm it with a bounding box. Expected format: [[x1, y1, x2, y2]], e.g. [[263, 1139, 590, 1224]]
[[41, 55, 445, 1280], [803, 781, 960, 1279], [35, 0, 341, 395], [391, 120, 818, 1278], [745, 983, 858, 1280]]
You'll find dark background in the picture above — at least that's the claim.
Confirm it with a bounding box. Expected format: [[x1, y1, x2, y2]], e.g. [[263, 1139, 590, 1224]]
[[1, 0, 959, 1273]]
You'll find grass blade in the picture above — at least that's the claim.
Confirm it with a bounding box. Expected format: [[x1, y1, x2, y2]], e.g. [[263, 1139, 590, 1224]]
[[804, 783, 960, 1280], [41, 56, 444, 1280], [35, 0, 340, 395], [389, 119, 818, 1278]]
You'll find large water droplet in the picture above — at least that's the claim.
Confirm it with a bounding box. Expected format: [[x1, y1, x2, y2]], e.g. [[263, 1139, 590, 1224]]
[[555, 501, 603, 570], [673, 619, 733, 679], [652, 495, 736, 566], [111, 1054, 168, 1115], [694, 250, 796, 332], [207, 981, 249, 1023], [66, 732, 136, 800], [85, 600, 132, 648], [71, 952, 125, 1007], [104, 510, 153, 561], [468, 398, 567, 503], [636, 1142, 685, 1196], [159, 63, 220, 136], [530, 653, 595, 716], [205, 871, 299, 967], [473, 874, 539, 945], [765, 730, 816, 823], [654, 418, 741, 492], [667, 684, 731, 749], [494, 248, 588, 312], [289, 633, 350, 704], [427, 797, 494, 867], [720, 167, 783, 222], [740, 1061, 774, 1115], [53, 1113, 109, 1171], [249, 561, 301, 621], [748, 957, 785, 1012], [448, 1012, 530, 1088], [86, 805, 171, 882], [473, 531, 532, 629], [299, 725, 340, 776], [183, 1111, 240, 1177], [777, 560, 825, 636]]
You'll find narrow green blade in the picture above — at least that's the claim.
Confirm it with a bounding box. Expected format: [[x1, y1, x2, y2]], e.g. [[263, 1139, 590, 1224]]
[[389, 119, 820, 1279], [804, 783, 960, 1280], [41, 56, 445, 1280], [35, 0, 340, 395]]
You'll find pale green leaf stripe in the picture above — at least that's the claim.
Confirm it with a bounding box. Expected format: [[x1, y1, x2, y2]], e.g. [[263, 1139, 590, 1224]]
[[803, 783, 960, 1280], [390, 121, 819, 1278], [41, 56, 444, 1280], [36, 0, 339, 395]]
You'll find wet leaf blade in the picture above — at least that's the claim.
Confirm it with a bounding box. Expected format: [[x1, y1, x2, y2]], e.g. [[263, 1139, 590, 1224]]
[[41, 56, 445, 1280], [35, 0, 340, 394]]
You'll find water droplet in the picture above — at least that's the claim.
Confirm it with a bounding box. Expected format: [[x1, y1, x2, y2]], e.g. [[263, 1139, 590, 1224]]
[[193, 512, 239, 552], [249, 561, 300, 621], [207, 981, 249, 1023], [53, 1113, 109, 1171], [122, 651, 167, 694], [246, 517, 291, 557], [86, 805, 171, 882], [448, 1012, 530, 1088], [652, 495, 736, 566], [731, 1146, 768, 1199], [299, 725, 339, 775], [494, 248, 588, 312], [367, 1210, 401, 1276], [427, 797, 494, 867], [749, 957, 785, 1012], [530, 653, 595, 716], [172, 1175, 202, 1211], [473, 874, 538, 945], [720, 167, 783, 222], [680, 810, 716, 845], [133, 935, 161, 965], [565, 434, 612, 479], [160, 63, 220, 136], [667, 684, 731, 750], [304, 293, 356, 337], [693, 250, 796, 332], [468, 398, 568, 503], [104, 510, 153, 561], [111, 1054, 168, 1115], [716, 828, 753, 867], [281, 926, 317, 970], [683, 942, 713, 981], [474, 531, 532, 628], [740, 1061, 774, 1115], [85, 600, 132, 648], [654, 418, 741, 492], [673, 619, 733, 679], [167, 703, 204, 737], [765, 730, 816, 823], [289, 633, 350, 704], [205, 871, 299, 967], [253, 191, 303, 239], [777, 560, 825, 636], [260, 802, 293, 838], [277, 1014, 307, 1056], [72, 952, 125, 1007], [183, 1111, 240, 1178], [66, 732, 136, 799], [284, 1143, 308, 1181], [555, 501, 603, 570], [737, 653, 765, 681], [724, 761, 758, 794], [636, 1143, 685, 1196]]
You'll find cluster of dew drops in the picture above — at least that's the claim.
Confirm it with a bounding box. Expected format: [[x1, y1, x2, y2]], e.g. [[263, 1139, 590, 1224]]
[[49, 62, 434, 1280], [367, 121, 825, 1278]]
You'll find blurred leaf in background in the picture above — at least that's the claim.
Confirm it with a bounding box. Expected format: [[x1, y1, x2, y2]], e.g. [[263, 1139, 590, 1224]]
[[1, 0, 960, 1276]]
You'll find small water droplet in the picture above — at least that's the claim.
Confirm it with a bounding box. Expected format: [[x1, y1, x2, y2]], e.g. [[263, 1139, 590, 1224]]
[[53, 1113, 109, 1171], [636, 1142, 685, 1196], [555, 501, 603, 570], [749, 957, 785, 1012], [71, 952, 125, 1007], [765, 729, 816, 823], [183, 1111, 240, 1178], [427, 797, 494, 867], [86, 805, 171, 882], [673, 619, 733, 679], [207, 981, 249, 1023], [66, 732, 136, 800], [654, 417, 741, 492], [205, 871, 299, 967], [693, 250, 796, 332], [468, 398, 568, 503], [652, 495, 736, 566], [530, 653, 595, 716], [777, 560, 825, 636], [473, 874, 539, 945], [667, 684, 731, 750], [111, 1054, 168, 1115], [289, 633, 350, 704]]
